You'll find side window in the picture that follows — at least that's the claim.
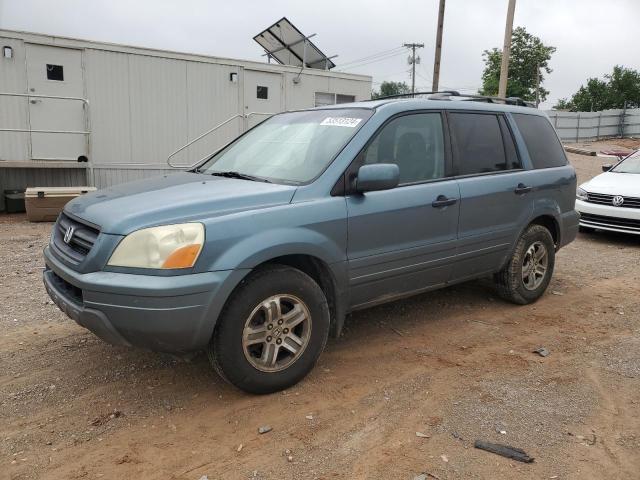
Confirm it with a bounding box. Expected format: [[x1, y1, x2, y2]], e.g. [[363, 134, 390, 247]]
[[362, 113, 445, 184], [512, 113, 568, 169], [449, 113, 508, 175], [499, 116, 522, 170]]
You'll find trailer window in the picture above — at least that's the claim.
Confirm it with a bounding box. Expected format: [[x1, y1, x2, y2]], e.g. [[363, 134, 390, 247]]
[[315, 92, 336, 107], [257, 86, 268, 99], [336, 94, 355, 104], [46, 64, 64, 81], [315, 92, 356, 107]]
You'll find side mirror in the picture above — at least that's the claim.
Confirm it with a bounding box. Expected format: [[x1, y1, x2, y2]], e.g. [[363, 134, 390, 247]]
[[356, 163, 400, 193], [602, 164, 613, 172]]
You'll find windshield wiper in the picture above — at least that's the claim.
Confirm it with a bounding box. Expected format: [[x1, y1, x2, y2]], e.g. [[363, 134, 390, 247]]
[[209, 171, 271, 183]]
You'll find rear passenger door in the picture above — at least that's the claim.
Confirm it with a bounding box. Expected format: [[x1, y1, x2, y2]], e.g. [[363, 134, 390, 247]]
[[346, 112, 460, 309], [448, 111, 533, 281]]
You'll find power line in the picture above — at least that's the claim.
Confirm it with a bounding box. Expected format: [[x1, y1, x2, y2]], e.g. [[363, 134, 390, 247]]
[[337, 46, 405, 68], [336, 50, 406, 71]]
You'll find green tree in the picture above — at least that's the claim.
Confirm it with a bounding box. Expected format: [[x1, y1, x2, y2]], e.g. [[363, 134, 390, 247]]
[[554, 66, 640, 111], [372, 81, 411, 99], [479, 26, 556, 103]]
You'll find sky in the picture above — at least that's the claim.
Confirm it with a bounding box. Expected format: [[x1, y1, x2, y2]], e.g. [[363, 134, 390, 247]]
[[1, 0, 638, 108]]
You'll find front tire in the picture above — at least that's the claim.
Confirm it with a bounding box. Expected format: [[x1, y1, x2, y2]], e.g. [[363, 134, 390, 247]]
[[208, 265, 330, 394], [494, 224, 556, 305]]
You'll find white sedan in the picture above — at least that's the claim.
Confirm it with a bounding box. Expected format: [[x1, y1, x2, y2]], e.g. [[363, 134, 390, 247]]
[[576, 150, 640, 235]]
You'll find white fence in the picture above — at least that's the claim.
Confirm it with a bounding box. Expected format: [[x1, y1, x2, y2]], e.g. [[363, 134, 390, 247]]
[[545, 108, 640, 143]]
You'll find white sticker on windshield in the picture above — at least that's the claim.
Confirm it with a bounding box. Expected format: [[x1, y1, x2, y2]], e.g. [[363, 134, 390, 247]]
[[320, 117, 362, 128]]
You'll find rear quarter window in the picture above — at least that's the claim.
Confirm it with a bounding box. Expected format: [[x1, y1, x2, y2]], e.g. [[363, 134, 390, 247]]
[[512, 113, 567, 169]]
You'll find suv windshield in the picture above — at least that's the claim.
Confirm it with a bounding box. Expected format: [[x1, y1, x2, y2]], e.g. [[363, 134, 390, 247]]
[[612, 150, 640, 174], [198, 109, 373, 184]]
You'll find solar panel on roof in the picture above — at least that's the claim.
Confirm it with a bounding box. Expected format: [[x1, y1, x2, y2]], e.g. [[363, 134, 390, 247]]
[[253, 17, 336, 70]]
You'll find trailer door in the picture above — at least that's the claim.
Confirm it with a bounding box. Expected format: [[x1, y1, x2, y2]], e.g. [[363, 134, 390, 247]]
[[243, 70, 282, 129], [26, 44, 87, 161]]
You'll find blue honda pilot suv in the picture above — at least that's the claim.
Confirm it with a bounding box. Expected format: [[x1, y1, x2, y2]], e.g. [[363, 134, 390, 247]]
[[43, 94, 579, 393]]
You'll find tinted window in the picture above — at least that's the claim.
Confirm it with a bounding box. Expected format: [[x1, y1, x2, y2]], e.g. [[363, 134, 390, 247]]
[[449, 113, 507, 175], [512, 113, 567, 169], [362, 113, 445, 184], [499, 116, 522, 169]]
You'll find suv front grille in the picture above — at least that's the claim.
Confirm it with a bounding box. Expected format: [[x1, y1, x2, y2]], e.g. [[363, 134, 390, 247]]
[[586, 192, 640, 208], [52, 213, 100, 264]]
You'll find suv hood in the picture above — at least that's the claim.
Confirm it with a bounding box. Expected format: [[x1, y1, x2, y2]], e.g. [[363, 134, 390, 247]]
[[582, 171, 640, 197], [64, 172, 297, 234]]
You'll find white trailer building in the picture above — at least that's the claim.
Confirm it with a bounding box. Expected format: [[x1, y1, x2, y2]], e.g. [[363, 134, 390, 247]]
[[0, 29, 371, 209]]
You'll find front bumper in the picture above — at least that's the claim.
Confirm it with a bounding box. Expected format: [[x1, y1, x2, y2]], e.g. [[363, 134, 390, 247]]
[[43, 246, 248, 352], [576, 199, 640, 235]]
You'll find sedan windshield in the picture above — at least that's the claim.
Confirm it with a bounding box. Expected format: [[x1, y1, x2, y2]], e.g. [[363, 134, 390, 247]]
[[198, 109, 373, 184], [612, 150, 640, 174]]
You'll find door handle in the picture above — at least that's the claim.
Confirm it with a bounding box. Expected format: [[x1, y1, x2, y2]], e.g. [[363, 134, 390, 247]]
[[432, 195, 458, 208], [30, 99, 41, 104], [514, 183, 532, 195]]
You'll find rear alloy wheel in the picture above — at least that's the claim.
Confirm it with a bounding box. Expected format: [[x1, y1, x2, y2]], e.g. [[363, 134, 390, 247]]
[[521, 241, 549, 291], [208, 265, 330, 394], [494, 224, 556, 305]]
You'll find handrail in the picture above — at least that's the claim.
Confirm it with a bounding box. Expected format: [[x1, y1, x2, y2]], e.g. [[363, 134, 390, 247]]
[[167, 111, 276, 169], [0, 92, 91, 135]]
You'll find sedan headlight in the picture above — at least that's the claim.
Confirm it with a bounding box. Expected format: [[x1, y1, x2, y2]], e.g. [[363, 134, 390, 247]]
[[576, 187, 588, 201], [108, 223, 205, 269]]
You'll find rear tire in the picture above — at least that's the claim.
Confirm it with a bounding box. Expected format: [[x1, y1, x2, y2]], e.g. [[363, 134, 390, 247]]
[[208, 265, 330, 394], [494, 224, 555, 305]]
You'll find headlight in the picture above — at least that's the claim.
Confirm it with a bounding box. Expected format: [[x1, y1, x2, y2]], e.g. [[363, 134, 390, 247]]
[[576, 187, 588, 201], [108, 223, 204, 269]]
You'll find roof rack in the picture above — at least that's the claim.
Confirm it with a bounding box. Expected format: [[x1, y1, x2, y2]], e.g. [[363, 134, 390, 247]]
[[373, 90, 535, 108]]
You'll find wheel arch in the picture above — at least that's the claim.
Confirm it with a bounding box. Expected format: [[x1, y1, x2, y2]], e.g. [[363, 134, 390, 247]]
[[257, 254, 345, 338], [498, 213, 560, 273], [529, 214, 560, 247], [212, 253, 347, 343]]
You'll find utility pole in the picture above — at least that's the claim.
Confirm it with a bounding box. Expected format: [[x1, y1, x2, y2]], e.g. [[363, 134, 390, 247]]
[[535, 61, 540, 108], [498, 0, 516, 98], [432, 0, 446, 92], [404, 42, 424, 95]]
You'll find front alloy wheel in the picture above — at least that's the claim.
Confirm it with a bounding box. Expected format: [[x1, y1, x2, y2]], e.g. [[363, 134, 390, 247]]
[[242, 295, 312, 372], [209, 265, 330, 394]]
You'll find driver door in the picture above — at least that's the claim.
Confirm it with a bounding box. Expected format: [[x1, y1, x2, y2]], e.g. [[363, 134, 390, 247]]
[[346, 112, 460, 309]]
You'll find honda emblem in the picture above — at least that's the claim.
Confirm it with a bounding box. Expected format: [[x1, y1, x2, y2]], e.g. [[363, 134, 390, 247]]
[[63, 226, 75, 244]]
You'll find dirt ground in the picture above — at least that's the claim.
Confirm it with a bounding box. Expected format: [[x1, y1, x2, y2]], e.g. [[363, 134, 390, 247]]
[[1, 140, 639, 480]]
